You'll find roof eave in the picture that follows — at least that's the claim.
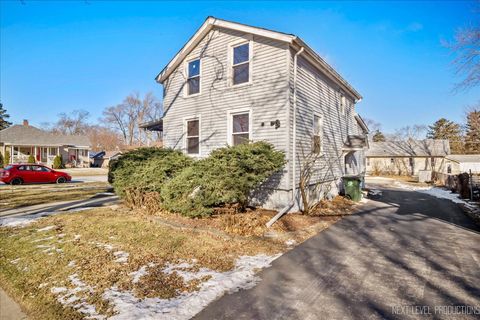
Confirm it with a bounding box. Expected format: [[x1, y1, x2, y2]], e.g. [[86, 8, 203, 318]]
[[291, 37, 362, 102], [156, 17, 294, 84]]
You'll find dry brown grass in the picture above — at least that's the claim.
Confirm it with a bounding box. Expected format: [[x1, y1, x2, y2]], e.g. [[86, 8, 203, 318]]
[[0, 207, 284, 319], [0, 182, 111, 210], [308, 196, 356, 216]]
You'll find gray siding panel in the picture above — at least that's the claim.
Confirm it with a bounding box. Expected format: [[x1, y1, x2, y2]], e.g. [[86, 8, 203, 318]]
[[162, 27, 290, 189]]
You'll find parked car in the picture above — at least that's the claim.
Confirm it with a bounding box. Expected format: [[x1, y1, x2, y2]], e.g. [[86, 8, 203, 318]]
[[0, 164, 72, 185]]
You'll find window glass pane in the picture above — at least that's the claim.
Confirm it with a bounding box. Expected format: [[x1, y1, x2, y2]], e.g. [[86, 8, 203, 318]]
[[187, 120, 199, 136], [187, 137, 199, 154], [233, 113, 249, 133], [233, 133, 249, 146], [314, 115, 321, 135], [188, 77, 200, 95], [188, 59, 200, 77], [233, 44, 249, 64], [233, 64, 249, 85]]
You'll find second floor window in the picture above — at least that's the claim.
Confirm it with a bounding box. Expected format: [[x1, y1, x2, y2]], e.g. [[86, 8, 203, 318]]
[[312, 115, 323, 154], [232, 43, 250, 85], [186, 119, 200, 154], [187, 59, 200, 95]]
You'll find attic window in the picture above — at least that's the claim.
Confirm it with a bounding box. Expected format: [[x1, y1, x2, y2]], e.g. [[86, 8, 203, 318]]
[[232, 43, 250, 85], [340, 94, 346, 115], [187, 59, 200, 95]]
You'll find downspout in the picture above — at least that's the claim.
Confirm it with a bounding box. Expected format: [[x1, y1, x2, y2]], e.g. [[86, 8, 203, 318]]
[[266, 46, 304, 228]]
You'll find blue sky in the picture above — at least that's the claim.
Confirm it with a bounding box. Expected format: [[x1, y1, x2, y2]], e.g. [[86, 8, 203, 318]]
[[1, 0, 479, 134]]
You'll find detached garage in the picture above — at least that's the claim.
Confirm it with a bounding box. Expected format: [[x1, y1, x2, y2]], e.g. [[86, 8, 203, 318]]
[[444, 155, 480, 174]]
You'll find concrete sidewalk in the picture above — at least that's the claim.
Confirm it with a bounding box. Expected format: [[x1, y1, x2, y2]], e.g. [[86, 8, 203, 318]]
[[0, 288, 27, 320]]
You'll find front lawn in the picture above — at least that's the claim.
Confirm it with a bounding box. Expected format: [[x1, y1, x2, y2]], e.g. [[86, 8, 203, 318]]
[[0, 200, 350, 319], [0, 207, 288, 319]]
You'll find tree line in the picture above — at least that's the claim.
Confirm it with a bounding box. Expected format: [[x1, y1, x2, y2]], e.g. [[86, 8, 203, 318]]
[[367, 107, 480, 154], [0, 92, 163, 152]]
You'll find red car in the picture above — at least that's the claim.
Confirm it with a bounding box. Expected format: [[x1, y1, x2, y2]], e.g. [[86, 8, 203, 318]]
[[0, 164, 72, 185]]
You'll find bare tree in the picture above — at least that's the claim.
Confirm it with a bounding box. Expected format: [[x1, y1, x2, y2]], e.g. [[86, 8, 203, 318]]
[[102, 92, 162, 146], [52, 110, 90, 135], [447, 4, 480, 91], [87, 125, 125, 151]]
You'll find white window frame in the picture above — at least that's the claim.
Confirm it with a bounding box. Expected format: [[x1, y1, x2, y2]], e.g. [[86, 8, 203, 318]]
[[227, 108, 252, 146], [184, 57, 201, 97], [229, 37, 253, 87], [312, 114, 324, 154], [184, 116, 201, 156]]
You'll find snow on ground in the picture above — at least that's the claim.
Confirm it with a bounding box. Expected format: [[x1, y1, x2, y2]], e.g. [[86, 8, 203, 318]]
[[104, 254, 281, 320], [51, 274, 105, 320], [0, 212, 51, 228], [37, 225, 56, 232], [113, 251, 129, 263], [387, 180, 478, 210]]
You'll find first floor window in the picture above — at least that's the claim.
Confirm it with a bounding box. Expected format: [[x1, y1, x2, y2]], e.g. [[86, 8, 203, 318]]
[[390, 158, 394, 164], [312, 115, 323, 154], [231, 112, 250, 145], [409, 157, 414, 167], [366, 158, 370, 166], [431, 157, 435, 167], [187, 59, 200, 95], [186, 119, 200, 154]]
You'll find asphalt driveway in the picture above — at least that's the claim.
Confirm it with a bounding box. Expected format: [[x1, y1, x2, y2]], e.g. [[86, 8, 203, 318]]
[[195, 185, 480, 320]]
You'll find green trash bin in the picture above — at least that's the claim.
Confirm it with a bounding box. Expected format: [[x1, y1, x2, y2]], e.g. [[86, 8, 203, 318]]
[[342, 176, 362, 202]]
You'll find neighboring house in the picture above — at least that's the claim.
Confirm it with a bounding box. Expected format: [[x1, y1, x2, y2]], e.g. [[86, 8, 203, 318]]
[[90, 150, 122, 168], [0, 120, 91, 168], [155, 17, 368, 210], [444, 154, 480, 174], [366, 139, 450, 176]]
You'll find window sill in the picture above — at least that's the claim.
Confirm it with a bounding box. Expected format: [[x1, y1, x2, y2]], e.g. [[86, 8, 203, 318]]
[[230, 81, 253, 89], [184, 92, 201, 99]]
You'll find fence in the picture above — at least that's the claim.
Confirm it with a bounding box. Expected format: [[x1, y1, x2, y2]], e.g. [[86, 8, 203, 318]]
[[433, 171, 480, 200]]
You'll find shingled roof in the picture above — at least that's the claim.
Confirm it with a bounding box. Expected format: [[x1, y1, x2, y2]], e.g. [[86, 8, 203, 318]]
[[0, 124, 90, 147], [366, 139, 450, 157]]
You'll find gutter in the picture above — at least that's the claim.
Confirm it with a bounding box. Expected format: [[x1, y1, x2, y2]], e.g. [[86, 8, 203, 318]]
[[266, 47, 304, 228]]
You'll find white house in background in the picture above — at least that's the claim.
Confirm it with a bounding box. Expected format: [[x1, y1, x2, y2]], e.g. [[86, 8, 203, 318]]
[[444, 154, 480, 174], [366, 139, 450, 176], [154, 17, 368, 210], [0, 120, 91, 168]]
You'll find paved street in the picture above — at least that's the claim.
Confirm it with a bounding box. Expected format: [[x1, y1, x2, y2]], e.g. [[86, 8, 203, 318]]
[[195, 184, 480, 320]]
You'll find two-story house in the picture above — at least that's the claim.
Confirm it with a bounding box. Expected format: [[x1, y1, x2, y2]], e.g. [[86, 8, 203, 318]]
[[155, 17, 368, 210]]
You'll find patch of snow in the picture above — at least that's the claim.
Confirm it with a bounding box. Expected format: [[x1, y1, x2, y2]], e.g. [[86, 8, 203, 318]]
[[74, 234, 81, 240], [113, 251, 129, 263], [68, 260, 77, 268], [38, 283, 49, 289], [51, 287, 68, 294], [37, 225, 56, 232], [58, 233, 66, 238], [104, 254, 281, 320], [285, 239, 296, 247], [393, 181, 431, 191], [129, 264, 153, 284], [393, 182, 477, 209], [0, 211, 50, 228], [10, 258, 21, 264], [94, 242, 114, 251], [33, 236, 55, 243], [51, 274, 105, 319]]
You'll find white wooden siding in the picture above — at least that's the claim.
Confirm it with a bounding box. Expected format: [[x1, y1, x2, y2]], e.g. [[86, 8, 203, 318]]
[[162, 27, 290, 189]]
